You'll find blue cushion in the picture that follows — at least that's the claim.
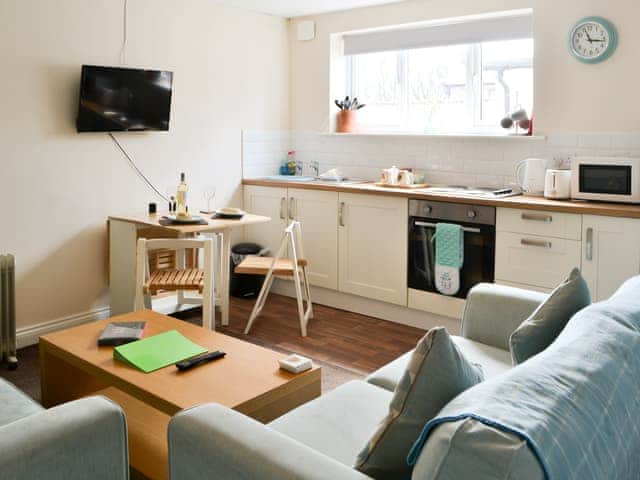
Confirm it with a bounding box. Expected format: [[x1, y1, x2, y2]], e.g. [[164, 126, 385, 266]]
[[509, 268, 590, 364], [354, 327, 484, 479]]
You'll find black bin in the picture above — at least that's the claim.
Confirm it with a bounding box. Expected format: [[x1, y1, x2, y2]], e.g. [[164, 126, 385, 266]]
[[230, 243, 267, 298]]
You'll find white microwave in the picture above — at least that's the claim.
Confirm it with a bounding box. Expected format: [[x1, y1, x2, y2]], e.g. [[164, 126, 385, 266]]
[[571, 157, 640, 203]]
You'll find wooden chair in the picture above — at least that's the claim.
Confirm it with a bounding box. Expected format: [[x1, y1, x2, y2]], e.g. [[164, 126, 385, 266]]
[[235, 221, 313, 336], [135, 237, 216, 329]]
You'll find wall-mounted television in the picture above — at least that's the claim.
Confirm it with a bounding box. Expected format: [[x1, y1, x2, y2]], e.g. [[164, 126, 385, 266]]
[[76, 65, 173, 132]]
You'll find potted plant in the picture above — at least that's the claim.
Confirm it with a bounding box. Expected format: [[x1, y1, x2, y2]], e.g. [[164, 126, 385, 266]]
[[334, 96, 365, 133]]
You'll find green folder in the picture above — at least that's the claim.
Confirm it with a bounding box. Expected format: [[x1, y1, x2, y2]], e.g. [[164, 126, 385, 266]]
[[113, 330, 207, 373]]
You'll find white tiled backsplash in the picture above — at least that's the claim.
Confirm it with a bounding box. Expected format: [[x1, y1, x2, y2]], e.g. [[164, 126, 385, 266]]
[[242, 130, 292, 178], [243, 130, 640, 187]]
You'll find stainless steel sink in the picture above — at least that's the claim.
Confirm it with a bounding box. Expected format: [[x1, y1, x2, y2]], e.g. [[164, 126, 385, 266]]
[[262, 175, 315, 182]]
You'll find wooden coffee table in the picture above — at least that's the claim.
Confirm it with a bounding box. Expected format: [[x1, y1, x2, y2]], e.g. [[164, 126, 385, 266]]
[[39, 310, 321, 480]]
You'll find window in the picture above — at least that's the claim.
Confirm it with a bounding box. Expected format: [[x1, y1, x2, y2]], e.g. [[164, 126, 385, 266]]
[[342, 11, 533, 134]]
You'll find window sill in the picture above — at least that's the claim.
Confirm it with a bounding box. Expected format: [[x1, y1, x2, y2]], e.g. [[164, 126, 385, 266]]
[[322, 132, 546, 141]]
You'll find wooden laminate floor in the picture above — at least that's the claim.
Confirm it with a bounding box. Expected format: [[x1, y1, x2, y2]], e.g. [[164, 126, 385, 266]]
[[1, 294, 427, 403], [180, 293, 427, 373]]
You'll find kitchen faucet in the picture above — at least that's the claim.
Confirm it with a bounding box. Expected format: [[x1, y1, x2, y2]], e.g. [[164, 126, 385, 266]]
[[310, 160, 320, 177]]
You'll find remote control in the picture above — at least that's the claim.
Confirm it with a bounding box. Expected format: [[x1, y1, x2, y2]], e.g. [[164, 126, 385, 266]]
[[176, 351, 226, 371]]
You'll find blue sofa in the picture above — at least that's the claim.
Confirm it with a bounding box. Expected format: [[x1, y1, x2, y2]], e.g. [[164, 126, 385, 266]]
[[168, 279, 640, 479], [0, 381, 129, 480]]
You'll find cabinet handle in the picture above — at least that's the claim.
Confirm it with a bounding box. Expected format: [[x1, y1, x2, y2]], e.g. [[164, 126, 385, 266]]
[[279, 197, 286, 220], [520, 238, 552, 249], [586, 227, 593, 261], [521, 212, 553, 223], [339, 202, 345, 227], [288, 197, 296, 220]]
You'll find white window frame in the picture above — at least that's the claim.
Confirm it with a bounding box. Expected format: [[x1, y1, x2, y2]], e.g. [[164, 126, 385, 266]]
[[341, 10, 533, 135]]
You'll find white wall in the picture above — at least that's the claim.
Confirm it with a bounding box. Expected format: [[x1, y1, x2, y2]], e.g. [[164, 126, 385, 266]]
[[288, 0, 640, 134], [1, 0, 289, 330]]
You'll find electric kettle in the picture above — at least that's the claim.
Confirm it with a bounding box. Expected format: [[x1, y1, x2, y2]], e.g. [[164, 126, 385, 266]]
[[516, 158, 554, 196]]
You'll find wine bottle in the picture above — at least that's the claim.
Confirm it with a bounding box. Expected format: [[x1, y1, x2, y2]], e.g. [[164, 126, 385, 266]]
[[176, 172, 188, 218]]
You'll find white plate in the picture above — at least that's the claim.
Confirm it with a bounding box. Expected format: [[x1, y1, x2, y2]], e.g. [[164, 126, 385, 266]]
[[165, 215, 203, 224], [216, 208, 245, 216]]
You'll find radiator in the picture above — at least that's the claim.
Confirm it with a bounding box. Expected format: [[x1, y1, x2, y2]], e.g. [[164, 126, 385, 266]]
[[0, 255, 18, 370]]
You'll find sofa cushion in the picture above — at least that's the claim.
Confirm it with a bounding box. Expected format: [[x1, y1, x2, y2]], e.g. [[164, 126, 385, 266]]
[[269, 380, 392, 467], [509, 268, 590, 364], [366, 351, 413, 392], [411, 418, 544, 480], [461, 283, 546, 351], [0, 378, 43, 427], [355, 328, 484, 480], [366, 335, 511, 392]]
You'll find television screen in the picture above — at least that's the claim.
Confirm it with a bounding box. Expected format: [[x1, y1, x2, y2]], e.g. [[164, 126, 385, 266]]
[[76, 65, 173, 132]]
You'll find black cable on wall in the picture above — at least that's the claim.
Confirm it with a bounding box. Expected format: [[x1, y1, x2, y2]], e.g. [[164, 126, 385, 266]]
[[108, 132, 169, 202]]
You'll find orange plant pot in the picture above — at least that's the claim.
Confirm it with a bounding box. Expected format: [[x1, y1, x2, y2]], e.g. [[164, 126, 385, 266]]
[[336, 110, 357, 133]]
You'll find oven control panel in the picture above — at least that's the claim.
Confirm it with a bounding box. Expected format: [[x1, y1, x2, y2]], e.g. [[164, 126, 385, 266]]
[[409, 199, 495, 226]]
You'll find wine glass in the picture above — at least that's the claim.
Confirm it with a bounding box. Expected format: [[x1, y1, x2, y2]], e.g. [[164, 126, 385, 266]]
[[203, 186, 217, 213]]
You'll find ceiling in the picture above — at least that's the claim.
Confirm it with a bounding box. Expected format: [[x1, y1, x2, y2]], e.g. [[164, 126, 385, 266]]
[[216, 0, 406, 18]]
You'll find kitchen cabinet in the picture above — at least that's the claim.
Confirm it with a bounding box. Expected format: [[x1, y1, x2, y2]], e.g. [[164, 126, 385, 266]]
[[496, 208, 582, 291], [338, 193, 408, 305], [243, 186, 287, 256], [581, 215, 640, 302], [244, 185, 339, 290], [497, 208, 640, 300], [288, 188, 339, 290], [244, 181, 640, 319]]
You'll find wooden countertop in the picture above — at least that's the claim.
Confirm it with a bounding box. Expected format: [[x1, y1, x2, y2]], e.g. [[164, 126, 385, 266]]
[[242, 178, 640, 219]]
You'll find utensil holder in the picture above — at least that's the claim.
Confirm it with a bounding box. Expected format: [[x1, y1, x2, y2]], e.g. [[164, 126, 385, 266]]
[[336, 110, 357, 133]]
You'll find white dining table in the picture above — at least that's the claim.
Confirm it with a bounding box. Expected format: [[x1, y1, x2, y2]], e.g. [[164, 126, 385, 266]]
[[108, 211, 271, 326]]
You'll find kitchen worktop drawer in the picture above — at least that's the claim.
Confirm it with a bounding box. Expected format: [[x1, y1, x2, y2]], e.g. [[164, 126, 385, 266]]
[[497, 208, 582, 240], [495, 232, 582, 289]]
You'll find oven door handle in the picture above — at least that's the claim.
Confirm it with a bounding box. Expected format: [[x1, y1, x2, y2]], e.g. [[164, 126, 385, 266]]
[[413, 221, 481, 234]]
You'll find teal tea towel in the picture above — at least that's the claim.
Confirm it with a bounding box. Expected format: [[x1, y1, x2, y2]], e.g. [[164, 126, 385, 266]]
[[434, 223, 464, 295]]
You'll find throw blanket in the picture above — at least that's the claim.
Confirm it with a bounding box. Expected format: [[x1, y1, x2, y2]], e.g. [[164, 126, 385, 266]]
[[408, 276, 640, 480]]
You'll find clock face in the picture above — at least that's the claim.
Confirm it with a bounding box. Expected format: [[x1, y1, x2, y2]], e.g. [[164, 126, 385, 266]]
[[569, 17, 617, 63]]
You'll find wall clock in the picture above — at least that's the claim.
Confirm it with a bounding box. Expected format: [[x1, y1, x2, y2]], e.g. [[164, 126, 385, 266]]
[[569, 16, 617, 64]]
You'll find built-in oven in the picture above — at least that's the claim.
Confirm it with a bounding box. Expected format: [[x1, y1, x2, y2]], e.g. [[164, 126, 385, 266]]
[[408, 199, 496, 299]]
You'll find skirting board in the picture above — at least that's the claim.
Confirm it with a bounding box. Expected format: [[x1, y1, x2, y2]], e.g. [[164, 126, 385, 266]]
[[17, 306, 112, 349], [271, 280, 461, 333], [15, 295, 198, 349]]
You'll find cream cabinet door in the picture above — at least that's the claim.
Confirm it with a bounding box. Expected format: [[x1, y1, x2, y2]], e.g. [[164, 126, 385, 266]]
[[288, 188, 339, 290], [243, 185, 287, 255], [338, 193, 408, 305], [582, 215, 640, 301]]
